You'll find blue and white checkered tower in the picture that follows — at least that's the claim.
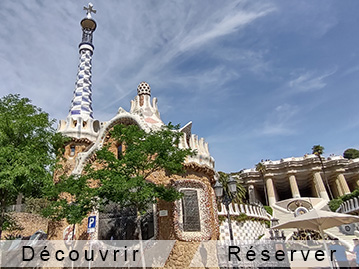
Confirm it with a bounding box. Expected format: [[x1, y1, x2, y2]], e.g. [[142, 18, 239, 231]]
[[58, 3, 100, 141]]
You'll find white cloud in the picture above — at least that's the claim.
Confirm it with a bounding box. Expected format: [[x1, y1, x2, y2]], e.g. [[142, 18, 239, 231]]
[[87, 1, 276, 112], [178, 6, 276, 52], [2, 0, 353, 173], [288, 68, 337, 92]]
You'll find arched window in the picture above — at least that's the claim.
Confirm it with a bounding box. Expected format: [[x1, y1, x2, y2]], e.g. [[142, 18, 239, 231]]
[[70, 145, 76, 157], [117, 144, 123, 159]]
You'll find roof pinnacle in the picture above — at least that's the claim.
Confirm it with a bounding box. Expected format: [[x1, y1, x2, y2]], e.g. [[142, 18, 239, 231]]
[[83, 3, 96, 19], [137, 81, 151, 96]]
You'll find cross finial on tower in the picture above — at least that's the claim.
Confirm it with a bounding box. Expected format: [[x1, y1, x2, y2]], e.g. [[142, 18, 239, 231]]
[[84, 3, 96, 19]]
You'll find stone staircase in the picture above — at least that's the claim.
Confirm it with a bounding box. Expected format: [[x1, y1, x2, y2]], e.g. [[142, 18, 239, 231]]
[[272, 203, 297, 239]]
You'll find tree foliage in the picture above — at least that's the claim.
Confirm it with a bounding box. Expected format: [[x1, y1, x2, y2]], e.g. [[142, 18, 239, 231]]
[[312, 145, 324, 156], [311, 144, 333, 200], [45, 123, 195, 228], [218, 171, 246, 204], [0, 94, 67, 239], [343, 148, 359, 159], [328, 189, 359, 211], [328, 198, 343, 212], [255, 162, 268, 205]]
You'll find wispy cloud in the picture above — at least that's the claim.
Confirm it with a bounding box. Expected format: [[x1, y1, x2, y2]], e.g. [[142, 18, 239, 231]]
[[342, 64, 359, 77], [288, 68, 337, 92], [1, 1, 358, 173], [90, 0, 276, 115], [260, 104, 299, 136], [178, 6, 276, 52]]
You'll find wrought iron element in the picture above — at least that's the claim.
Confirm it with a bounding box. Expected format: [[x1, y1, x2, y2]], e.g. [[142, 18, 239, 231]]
[[182, 190, 201, 232], [214, 175, 239, 268], [214, 178, 237, 242], [99, 204, 155, 240], [80, 3, 97, 46], [222, 192, 234, 242], [84, 3, 96, 18]]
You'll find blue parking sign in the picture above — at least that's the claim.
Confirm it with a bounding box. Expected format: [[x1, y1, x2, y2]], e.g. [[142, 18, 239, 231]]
[[87, 216, 96, 233]]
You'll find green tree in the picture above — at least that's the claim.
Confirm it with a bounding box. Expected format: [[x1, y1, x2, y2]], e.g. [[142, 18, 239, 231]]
[[0, 94, 66, 239], [312, 145, 333, 200], [45, 123, 194, 239], [343, 148, 359, 159], [255, 162, 268, 205], [218, 172, 246, 204]]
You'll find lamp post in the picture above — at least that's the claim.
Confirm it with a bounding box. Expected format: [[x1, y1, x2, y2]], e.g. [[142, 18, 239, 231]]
[[214, 176, 237, 242]]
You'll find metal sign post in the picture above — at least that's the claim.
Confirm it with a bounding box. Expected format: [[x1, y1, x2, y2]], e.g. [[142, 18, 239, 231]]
[[87, 216, 96, 269]]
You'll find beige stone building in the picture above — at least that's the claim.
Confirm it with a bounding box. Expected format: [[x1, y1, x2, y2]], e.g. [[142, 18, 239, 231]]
[[235, 154, 359, 243], [238, 154, 359, 206]]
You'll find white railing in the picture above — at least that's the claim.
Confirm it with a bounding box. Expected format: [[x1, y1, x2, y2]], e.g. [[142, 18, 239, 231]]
[[337, 197, 359, 214], [218, 203, 270, 220]]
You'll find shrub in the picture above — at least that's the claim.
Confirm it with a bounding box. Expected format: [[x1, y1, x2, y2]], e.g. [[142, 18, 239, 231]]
[[328, 198, 343, 212], [264, 205, 273, 216], [341, 189, 359, 202]]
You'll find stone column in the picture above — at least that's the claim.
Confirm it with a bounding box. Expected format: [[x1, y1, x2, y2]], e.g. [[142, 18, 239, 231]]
[[265, 176, 276, 206], [288, 173, 301, 198], [248, 184, 256, 204], [335, 178, 344, 197], [313, 171, 329, 200], [337, 173, 350, 195]]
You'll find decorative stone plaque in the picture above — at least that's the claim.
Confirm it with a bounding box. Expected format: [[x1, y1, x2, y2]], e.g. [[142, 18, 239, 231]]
[[159, 210, 168, 216], [182, 190, 201, 232]]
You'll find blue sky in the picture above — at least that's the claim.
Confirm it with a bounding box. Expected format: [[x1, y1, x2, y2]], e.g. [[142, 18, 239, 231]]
[[1, 1, 359, 173]]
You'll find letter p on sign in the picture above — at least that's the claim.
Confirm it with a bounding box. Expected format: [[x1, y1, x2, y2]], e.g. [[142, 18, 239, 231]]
[[87, 216, 96, 233]]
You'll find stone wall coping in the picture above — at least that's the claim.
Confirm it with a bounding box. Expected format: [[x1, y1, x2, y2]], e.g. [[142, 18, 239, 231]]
[[218, 203, 270, 220]]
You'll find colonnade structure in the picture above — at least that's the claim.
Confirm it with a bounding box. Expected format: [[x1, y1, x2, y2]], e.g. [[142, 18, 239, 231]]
[[236, 154, 359, 207]]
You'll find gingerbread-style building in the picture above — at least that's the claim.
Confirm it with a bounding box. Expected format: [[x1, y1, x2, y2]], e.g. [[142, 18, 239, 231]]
[[52, 4, 219, 266]]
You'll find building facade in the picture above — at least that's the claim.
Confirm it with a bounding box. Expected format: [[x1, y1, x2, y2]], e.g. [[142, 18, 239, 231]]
[[51, 5, 221, 266], [234, 154, 359, 243], [49, 4, 359, 262], [238, 154, 359, 207]]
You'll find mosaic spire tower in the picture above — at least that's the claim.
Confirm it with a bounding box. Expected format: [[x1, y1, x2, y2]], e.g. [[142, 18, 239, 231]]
[[69, 3, 96, 118], [58, 3, 100, 141]]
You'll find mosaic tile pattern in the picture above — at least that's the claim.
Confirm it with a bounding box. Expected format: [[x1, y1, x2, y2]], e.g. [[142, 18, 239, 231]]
[[69, 49, 93, 118], [219, 220, 267, 241]]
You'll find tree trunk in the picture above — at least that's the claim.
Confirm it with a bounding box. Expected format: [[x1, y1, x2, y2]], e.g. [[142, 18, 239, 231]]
[[136, 210, 146, 269], [0, 206, 4, 240], [262, 175, 269, 206], [0, 190, 6, 240]]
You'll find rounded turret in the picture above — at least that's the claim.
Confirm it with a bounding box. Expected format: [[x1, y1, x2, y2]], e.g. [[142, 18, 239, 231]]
[[137, 81, 151, 96]]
